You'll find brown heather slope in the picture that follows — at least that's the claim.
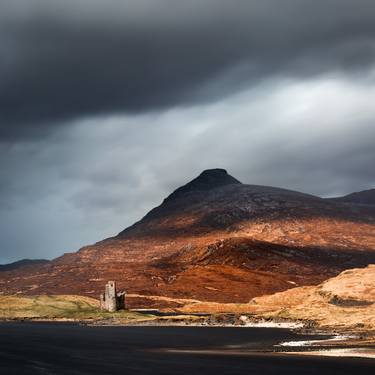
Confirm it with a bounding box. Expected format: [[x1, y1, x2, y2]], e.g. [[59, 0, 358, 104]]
[[180, 265, 375, 332], [0, 169, 374, 308]]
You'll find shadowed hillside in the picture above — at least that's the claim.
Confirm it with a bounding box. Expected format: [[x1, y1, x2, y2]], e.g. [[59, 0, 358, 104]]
[[0, 259, 50, 272], [330, 189, 375, 205]]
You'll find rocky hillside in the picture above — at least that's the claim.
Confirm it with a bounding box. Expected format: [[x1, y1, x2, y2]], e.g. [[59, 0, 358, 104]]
[[0, 169, 374, 307]]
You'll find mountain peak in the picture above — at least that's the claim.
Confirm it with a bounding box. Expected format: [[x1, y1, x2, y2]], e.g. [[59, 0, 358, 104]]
[[199, 168, 230, 177], [167, 168, 241, 200]]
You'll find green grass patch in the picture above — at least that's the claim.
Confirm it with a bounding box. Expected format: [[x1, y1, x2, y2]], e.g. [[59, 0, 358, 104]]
[[0, 295, 154, 322]]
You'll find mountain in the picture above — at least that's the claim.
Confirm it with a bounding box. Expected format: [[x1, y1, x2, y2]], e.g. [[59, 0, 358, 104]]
[[0, 169, 374, 308], [331, 188, 375, 205], [0, 259, 50, 272]]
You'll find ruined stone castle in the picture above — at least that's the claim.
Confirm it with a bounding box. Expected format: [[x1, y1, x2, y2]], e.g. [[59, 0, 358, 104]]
[[100, 281, 126, 312]]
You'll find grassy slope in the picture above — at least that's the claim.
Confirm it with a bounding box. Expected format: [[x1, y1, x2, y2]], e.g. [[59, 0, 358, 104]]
[[0, 295, 152, 321], [178, 265, 375, 332]]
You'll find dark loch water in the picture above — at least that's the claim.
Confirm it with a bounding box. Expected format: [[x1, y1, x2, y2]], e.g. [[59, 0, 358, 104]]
[[0, 322, 374, 374]]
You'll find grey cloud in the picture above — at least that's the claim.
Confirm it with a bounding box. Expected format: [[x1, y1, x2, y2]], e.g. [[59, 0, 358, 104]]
[[2, 1, 375, 139]]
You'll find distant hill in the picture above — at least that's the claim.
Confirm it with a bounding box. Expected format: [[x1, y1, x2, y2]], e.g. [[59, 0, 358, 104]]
[[0, 259, 50, 272], [330, 188, 375, 205]]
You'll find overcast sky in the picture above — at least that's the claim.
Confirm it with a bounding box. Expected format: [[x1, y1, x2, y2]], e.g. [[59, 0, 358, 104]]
[[1, 1, 375, 263]]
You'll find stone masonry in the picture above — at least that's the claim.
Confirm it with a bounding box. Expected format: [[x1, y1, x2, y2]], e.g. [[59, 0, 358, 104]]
[[100, 281, 126, 312]]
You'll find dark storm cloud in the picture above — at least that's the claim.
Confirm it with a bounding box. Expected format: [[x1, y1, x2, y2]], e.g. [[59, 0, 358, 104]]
[[1, 1, 375, 264], [2, 0, 375, 139]]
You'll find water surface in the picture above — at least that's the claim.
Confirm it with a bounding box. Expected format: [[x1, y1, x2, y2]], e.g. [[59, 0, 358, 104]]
[[0, 322, 374, 374]]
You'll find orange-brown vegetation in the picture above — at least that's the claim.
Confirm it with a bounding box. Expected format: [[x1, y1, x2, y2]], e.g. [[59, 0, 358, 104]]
[[179, 265, 375, 331]]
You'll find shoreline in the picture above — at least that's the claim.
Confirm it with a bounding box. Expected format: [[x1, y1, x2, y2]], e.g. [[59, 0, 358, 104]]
[[283, 349, 375, 359], [158, 348, 375, 360]]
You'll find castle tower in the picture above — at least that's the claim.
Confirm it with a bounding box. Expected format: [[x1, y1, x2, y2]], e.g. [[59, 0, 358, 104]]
[[106, 281, 117, 312], [100, 281, 125, 312]]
